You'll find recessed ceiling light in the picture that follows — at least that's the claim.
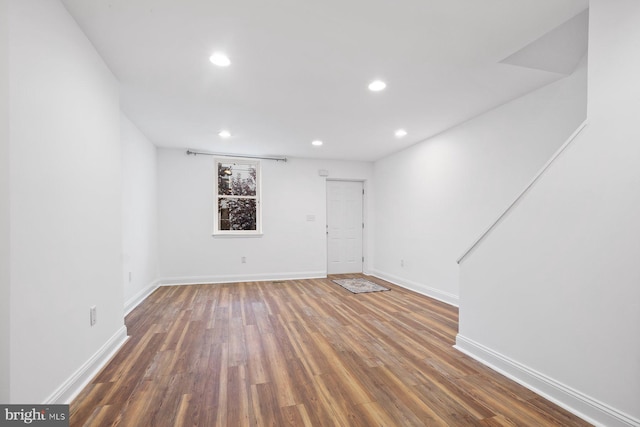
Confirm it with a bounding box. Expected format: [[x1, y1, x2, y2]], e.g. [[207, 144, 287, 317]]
[[395, 129, 408, 138], [209, 52, 231, 67], [368, 80, 386, 92], [218, 130, 231, 138], [312, 140, 323, 146]]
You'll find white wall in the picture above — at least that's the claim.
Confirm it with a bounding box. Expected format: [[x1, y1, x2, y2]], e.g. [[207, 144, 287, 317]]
[[122, 113, 158, 312], [457, 1, 640, 426], [372, 59, 587, 305], [157, 149, 373, 283], [0, 0, 10, 403], [9, 0, 125, 403]]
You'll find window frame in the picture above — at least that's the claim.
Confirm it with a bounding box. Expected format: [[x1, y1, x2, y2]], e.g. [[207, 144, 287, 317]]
[[213, 157, 262, 236]]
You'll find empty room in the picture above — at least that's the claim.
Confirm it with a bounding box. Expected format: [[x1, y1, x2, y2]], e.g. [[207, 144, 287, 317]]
[[1, 0, 639, 426]]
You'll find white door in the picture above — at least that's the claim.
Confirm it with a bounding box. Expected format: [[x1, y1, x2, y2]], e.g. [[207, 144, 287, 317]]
[[327, 180, 363, 274]]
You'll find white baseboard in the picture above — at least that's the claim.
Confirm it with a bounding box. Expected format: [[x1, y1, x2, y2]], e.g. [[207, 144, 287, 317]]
[[370, 270, 459, 307], [157, 270, 327, 286], [455, 335, 640, 427], [44, 326, 129, 404], [124, 280, 159, 315]]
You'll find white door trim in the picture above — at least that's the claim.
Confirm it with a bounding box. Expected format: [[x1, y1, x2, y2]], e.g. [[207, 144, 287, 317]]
[[326, 180, 364, 274]]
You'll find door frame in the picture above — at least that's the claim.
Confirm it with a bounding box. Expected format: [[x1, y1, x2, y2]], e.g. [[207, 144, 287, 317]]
[[326, 179, 366, 275]]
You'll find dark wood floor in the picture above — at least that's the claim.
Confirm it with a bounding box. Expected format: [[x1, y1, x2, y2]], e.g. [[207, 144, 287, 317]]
[[70, 275, 591, 426]]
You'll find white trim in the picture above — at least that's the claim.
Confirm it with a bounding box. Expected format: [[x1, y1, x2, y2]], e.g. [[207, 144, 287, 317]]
[[326, 180, 365, 275], [370, 269, 458, 307], [457, 120, 588, 264], [213, 157, 262, 236], [212, 233, 263, 238], [44, 326, 129, 404], [455, 335, 640, 427], [124, 280, 160, 315], [157, 271, 327, 286]]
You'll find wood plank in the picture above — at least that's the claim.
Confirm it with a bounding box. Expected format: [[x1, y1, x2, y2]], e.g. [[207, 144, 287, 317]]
[[70, 276, 592, 427]]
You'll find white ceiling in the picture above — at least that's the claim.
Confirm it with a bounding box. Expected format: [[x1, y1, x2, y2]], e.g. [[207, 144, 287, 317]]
[[60, 0, 588, 161]]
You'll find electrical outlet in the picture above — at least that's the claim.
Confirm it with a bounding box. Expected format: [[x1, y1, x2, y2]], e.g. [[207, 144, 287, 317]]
[[400, 259, 404, 267], [90, 306, 97, 326], [128, 272, 132, 282], [241, 256, 246, 264]]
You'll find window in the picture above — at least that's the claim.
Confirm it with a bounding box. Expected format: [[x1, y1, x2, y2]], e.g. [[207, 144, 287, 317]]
[[214, 158, 261, 235]]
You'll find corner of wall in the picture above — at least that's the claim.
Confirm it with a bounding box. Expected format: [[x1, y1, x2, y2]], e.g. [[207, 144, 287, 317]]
[[121, 113, 159, 310], [124, 280, 159, 315], [0, 0, 10, 403]]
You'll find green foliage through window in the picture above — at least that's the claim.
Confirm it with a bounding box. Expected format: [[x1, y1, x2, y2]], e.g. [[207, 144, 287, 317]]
[[215, 159, 260, 233]]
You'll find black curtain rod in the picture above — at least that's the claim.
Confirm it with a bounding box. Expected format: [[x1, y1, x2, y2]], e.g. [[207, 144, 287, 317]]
[[186, 150, 287, 162]]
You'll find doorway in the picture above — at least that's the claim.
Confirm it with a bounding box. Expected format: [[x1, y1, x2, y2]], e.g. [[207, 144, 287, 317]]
[[326, 180, 364, 274]]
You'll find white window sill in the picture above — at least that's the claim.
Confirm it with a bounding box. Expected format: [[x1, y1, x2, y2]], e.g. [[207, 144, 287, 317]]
[[212, 233, 264, 238]]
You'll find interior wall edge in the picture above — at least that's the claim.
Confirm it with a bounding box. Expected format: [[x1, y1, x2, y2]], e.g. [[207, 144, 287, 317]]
[[43, 326, 129, 405], [124, 280, 160, 316], [455, 335, 640, 427], [370, 269, 459, 307], [0, 0, 10, 404]]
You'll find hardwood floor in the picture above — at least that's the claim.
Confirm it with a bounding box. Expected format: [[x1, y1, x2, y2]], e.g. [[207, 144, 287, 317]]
[[70, 275, 591, 426]]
